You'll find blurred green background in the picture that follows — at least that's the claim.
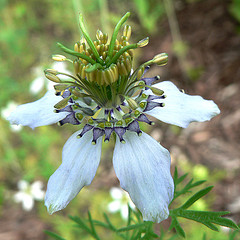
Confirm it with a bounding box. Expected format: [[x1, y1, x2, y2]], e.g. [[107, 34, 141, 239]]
[[0, 0, 240, 239]]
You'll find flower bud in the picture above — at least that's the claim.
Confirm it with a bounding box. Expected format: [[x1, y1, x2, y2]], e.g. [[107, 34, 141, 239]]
[[152, 53, 168, 66], [126, 97, 138, 110], [96, 29, 104, 40], [149, 86, 164, 96], [123, 25, 132, 40], [74, 42, 80, 52], [54, 97, 70, 109], [52, 54, 66, 61], [45, 69, 58, 75], [54, 84, 69, 91], [137, 37, 149, 48], [45, 73, 61, 83]]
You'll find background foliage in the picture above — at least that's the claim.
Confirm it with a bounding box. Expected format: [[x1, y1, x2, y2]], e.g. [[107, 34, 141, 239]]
[[0, 0, 239, 239]]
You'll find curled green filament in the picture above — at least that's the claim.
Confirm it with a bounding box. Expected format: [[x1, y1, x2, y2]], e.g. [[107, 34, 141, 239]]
[[78, 14, 104, 65], [107, 12, 131, 60], [57, 42, 96, 65]]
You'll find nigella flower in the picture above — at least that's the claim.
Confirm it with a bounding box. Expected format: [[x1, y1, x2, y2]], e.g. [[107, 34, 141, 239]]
[[8, 13, 220, 223]]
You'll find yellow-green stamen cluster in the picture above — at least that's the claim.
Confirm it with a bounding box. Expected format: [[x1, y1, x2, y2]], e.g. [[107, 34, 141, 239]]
[[44, 12, 169, 143], [73, 26, 133, 85]]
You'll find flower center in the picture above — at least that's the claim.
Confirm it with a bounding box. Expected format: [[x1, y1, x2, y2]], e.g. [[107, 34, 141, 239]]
[[44, 12, 168, 144]]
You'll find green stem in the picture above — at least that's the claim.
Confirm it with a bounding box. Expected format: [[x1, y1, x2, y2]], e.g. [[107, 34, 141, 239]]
[[57, 72, 80, 81], [106, 43, 137, 67], [57, 42, 96, 65], [107, 12, 131, 59], [125, 84, 143, 96], [128, 60, 153, 84], [85, 63, 104, 72], [79, 14, 104, 65], [77, 75, 106, 106]]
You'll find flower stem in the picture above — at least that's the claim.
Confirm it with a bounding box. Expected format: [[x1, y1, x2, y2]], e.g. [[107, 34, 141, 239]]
[[79, 14, 104, 65], [57, 42, 96, 65], [106, 43, 137, 67], [107, 12, 131, 60]]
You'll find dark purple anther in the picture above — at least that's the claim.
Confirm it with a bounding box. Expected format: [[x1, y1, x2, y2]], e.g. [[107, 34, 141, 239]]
[[126, 120, 142, 136], [144, 101, 164, 112], [59, 113, 81, 126], [92, 127, 105, 144], [114, 127, 126, 143], [147, 95, 166, 101], [78, 124, 94, 138], [104, 127, 113, 142], [137, 114, 153, 125]]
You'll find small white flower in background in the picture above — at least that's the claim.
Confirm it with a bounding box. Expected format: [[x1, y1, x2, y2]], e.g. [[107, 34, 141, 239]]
[[1, 101, 22, 132], [14, 180, 45, 211], [108, 187, 135, 220], [30, 62, 71, 95]]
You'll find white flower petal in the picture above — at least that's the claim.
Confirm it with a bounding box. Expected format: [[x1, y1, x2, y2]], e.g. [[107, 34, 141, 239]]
[[128, 198, 136, 210], [31, 181, 45, 200], [29, 76, 45, 94], [47, 81, 55, 91], [109, 187, 124, 200], [45, 130, 102, 214], [7, 90, 69, 129], [1, 101, 19, 119], [145, 81, 220, 128], [10, 124, 22, 132], [113, 131, 174, 223], [52, 62, 71, 80], [14, 192, 26, 203], [120, 204, 129, 220], [31, 180, 43, 190], [17, 180, 28, 191], [22, 195, 34, 211], [108, 200, 121, 213]]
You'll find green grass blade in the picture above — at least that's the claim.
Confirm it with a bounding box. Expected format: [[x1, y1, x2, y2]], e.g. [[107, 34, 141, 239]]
[[44, 230, 66, 240]]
